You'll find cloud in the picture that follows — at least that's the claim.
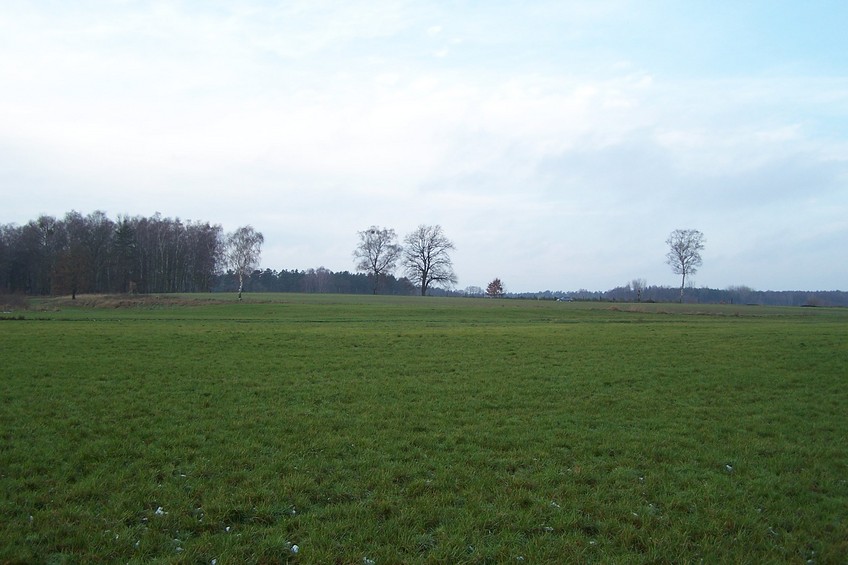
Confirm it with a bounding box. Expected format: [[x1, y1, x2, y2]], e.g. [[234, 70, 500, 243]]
[[1, 1, 846, 291]]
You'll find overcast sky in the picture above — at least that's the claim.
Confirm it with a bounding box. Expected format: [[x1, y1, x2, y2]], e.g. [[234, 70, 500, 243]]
[[2, 1, 846, 292]]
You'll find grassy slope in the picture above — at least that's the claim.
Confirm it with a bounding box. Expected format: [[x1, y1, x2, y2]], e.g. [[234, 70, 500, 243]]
[[1, 295, 846, 563]]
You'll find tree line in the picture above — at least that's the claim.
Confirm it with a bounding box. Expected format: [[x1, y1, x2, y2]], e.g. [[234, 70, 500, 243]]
[[0, 212, 459, 298], [0, 211, 223, 296], [506, 286, 848, 307], [4, 214, 844, 306], [213, 268, 416, 295]]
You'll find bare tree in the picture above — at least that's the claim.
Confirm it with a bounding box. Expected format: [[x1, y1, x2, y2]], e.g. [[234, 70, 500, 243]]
[[402, 225, 457, 296], [353, 226, 401, 294], [486, 278, 505, 298], [226, 226, 264, 300], [464, 285, 484, 297], [631, 278, 647, 302], [54, 211, 88, 299], [666, 229, 705, 302]]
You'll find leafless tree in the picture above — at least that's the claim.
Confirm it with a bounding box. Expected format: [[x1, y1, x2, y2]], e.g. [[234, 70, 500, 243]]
[[631, 278, 647, 302], [402, 224, 457, 296], [464, 285, 484, 297], [226, 225, 264, 299], [666, 229, 704, 302], [353, 226, 401, 294], [486, 278, 505, 298]]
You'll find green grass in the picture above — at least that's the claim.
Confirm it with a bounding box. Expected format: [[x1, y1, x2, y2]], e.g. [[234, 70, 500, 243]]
[[1, 295, 847, 563]]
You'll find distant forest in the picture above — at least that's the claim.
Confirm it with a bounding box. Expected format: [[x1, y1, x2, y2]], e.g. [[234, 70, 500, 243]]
[[214, 268, 415, 296], [2, 211, 846, 306], [1, 212, 221, 296], [506, 287, 848, 308]]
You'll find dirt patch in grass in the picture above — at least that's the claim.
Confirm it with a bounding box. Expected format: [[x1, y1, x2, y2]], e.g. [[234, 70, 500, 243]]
[[0, 293, 29, 312], [40, 294, 229, 309], [604, 303, 777, 317]]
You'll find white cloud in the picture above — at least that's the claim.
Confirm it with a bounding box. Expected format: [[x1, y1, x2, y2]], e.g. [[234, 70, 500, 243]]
[[1, 1, 846, 291]]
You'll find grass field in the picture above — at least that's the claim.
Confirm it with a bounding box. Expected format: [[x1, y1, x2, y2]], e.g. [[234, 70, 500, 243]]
[[1, 294, 846, 563]]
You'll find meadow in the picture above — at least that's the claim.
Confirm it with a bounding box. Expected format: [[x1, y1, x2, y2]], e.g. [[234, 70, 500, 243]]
[[1, 294, 846, 564]]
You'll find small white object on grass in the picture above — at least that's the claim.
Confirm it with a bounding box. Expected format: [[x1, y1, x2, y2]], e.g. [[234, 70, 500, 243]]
[[291, 544, 299, 554]]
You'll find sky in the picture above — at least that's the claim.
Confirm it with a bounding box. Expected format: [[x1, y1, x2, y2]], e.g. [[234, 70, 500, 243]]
[[2, 1, 846, 292]]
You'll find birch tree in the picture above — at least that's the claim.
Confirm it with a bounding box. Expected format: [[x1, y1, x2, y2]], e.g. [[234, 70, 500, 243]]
[[666, 229, 704, 302], [226, 226, 264, 299]]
